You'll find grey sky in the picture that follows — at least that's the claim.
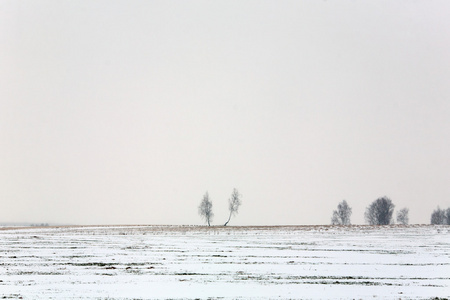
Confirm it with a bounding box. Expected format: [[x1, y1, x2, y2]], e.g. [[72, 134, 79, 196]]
[[1, 1, 450, 225]]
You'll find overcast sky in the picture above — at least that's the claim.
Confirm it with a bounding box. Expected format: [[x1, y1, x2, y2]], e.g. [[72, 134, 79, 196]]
[[1, 1, 450, 225]]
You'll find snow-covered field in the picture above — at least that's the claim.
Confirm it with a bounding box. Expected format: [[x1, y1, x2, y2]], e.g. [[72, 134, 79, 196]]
[[0, 225, 449, 299]]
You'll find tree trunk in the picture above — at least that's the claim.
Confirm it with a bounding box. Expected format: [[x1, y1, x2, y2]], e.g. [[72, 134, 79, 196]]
[[224, 212, 232, 226]]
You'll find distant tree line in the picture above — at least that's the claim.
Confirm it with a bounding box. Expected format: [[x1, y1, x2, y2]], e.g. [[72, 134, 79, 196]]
[[198, 188, 242, 226], [200, 191, 448, 226], [430, 207, 450, 225], [31, 223, 49, 227], [330, 197, 448, 225]]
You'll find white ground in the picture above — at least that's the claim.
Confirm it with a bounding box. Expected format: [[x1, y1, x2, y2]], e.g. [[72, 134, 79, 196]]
[[0, 225, 449, 299]]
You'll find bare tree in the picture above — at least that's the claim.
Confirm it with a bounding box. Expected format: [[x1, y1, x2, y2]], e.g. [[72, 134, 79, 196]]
[[198, 192, 213, 226], [331, 200, 352, 225], [431, 207, 446, 225], [446, 208, 450, 225], [396, 208, 409, 225], [224, 188, 242, 226], [364, 196, 395, 225]]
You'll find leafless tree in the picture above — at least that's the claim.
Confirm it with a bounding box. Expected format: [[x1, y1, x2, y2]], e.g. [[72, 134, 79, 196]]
[[331, 200, 352, 225], [431, 207, 446, 225], [198, 192, 213, 226], [396, 208, 409, 225], [364, 196, 395, 225], [224, 188, 242, 226], [446, 208, 450, 225]]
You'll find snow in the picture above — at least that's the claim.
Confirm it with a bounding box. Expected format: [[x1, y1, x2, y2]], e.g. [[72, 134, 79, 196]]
[[0, 225, 449, 299]]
